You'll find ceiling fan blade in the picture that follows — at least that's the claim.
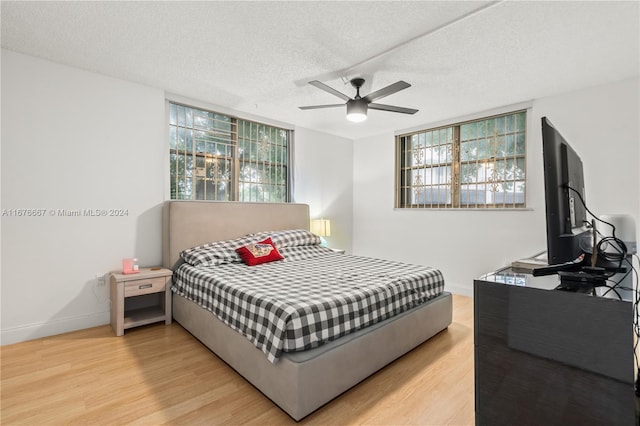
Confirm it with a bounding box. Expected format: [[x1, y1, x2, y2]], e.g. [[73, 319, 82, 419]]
[[299, 104, 344, 110], [363, 81, 411, 102], [369, 103, 418, 115], [308, 80, 352, 101]]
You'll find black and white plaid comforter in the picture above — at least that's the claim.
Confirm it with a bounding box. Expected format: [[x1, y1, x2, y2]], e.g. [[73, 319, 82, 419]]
[[172, 246, 444, 363]]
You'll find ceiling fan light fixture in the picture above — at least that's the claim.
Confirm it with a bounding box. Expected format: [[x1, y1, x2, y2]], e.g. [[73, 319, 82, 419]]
[[300, 78, 417, 121], [346, 99, 368, 122]]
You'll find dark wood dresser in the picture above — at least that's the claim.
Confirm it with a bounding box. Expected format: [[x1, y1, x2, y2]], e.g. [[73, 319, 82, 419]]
[[474, 267, 636, 425]]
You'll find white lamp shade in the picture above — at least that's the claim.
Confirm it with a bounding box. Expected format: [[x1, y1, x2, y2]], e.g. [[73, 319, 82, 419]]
[[346, 99, 367, 122], [310, 219, 331, 237]]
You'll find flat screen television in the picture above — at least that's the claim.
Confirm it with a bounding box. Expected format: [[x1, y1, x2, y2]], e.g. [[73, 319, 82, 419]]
[[541, 117, 591, 265]]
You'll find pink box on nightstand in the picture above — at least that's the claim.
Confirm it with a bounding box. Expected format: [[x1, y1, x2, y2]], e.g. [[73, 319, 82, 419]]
[[122, 258, 139, 275]]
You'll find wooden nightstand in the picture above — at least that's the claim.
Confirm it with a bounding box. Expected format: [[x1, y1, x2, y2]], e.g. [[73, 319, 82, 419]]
[[110, 267, 173, 336]]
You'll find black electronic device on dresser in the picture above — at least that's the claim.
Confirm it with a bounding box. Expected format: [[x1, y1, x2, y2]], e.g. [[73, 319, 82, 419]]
[[534, 117, 627, 279], [474, 269, 635, 426]]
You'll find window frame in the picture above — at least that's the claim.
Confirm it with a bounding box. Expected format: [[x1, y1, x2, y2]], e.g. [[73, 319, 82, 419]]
[[395, 109, 528, 209], [168, 100, 293, 203]]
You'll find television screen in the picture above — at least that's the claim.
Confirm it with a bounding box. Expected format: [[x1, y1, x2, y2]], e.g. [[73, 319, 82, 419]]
[[541, 117, 590, 265]]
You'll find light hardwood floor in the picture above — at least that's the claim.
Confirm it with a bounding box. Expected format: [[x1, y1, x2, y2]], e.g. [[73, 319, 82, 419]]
[[1, 294, 474, 425]]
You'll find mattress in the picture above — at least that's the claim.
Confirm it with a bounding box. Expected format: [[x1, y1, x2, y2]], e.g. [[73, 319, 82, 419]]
[[172, 244, 445, 363]]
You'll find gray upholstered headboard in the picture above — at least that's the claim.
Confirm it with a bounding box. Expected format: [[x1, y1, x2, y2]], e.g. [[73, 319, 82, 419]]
[[162, 201, 310, 269]]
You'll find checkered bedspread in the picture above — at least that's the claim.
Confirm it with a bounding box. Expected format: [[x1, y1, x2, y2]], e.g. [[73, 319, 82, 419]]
[[172, 247, 445, 363]]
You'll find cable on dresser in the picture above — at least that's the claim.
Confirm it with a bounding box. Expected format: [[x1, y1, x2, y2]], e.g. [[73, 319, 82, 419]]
[[565, 185, 638, 393], [566, 185, 627, 277]]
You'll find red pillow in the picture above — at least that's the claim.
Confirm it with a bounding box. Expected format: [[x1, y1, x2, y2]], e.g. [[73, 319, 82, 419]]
[[235, 237, 284, 266]]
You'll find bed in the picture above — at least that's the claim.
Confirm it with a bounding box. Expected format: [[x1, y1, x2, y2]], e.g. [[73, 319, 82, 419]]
[[162, 200, 452, 421]]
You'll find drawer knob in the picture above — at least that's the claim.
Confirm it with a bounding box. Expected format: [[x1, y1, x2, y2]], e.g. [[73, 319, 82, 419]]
[[139, 284, 152, 289]]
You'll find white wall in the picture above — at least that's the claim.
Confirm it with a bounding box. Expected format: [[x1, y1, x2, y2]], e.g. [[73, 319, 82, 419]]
[[1, 50, 166, 343], [0, 49, 353, 344], [293, 127, 353, 253], [533, 79, 639, 223], [352, 78, 639, 296]]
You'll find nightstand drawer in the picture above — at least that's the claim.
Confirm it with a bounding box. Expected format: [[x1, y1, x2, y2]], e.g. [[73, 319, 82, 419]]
[[124, 277, 166, 297]]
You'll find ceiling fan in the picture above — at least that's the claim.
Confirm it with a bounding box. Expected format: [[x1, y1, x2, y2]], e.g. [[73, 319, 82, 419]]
[[299, 78, 418, 122]]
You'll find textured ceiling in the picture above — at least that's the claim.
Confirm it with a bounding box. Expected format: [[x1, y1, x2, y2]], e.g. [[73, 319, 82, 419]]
[[2, 1, 638, 140]]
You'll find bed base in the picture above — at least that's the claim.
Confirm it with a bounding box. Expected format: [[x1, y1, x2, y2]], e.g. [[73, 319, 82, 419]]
[[173, 291, 452, 420]]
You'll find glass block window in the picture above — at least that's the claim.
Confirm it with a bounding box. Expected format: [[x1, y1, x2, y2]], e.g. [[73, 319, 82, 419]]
[[169, 102, 291, 202], [396, 110, 527, 208]]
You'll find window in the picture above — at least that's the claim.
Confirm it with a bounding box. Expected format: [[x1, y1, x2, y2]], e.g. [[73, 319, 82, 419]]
[[169, 102, 291, 202], [396, 110, 527, 209]]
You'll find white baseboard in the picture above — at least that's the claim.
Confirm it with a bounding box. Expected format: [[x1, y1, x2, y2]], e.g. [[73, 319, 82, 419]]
[[444, 283, 473, 297], [1, 311, 110, 345]]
